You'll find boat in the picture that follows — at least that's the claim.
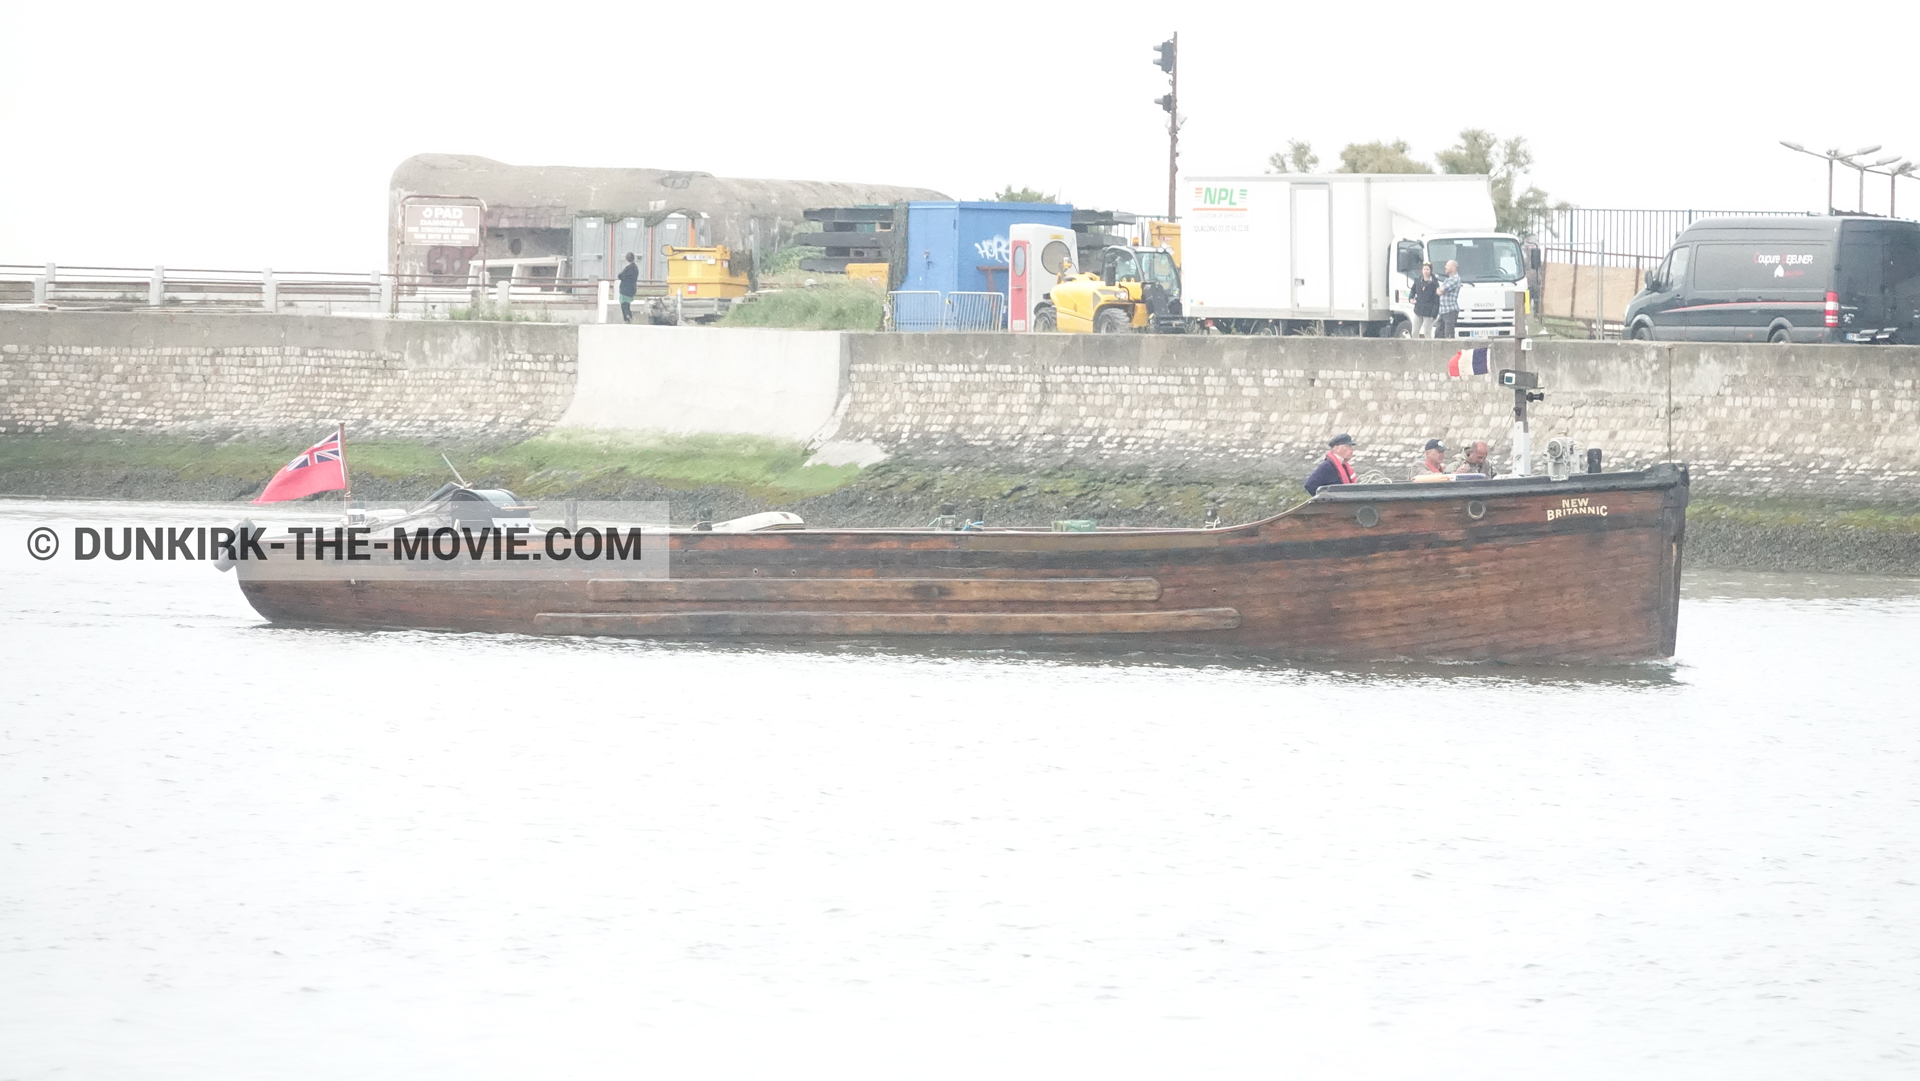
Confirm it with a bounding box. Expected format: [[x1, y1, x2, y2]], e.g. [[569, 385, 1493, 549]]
[[229, 462, 1689, 663]]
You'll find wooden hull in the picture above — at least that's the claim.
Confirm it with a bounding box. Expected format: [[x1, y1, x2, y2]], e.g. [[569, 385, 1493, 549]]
[[236, 464, 1689, 663]]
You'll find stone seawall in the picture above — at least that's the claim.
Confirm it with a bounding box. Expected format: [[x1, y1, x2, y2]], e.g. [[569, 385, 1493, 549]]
[[3, 313, 1918, 504], [836, 334, 1920, 503], [0, 311, 576, 441]]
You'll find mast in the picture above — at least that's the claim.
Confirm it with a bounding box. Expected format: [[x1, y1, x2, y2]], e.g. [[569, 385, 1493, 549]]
[[338, 420, 352, 521]]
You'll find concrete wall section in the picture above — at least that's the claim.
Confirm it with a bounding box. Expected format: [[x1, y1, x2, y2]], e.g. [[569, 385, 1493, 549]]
[[834, 334, 1620, 473], [0, 311, 576, 440], [563, 325, 848, 441], [1664, 343, 1920, 500]]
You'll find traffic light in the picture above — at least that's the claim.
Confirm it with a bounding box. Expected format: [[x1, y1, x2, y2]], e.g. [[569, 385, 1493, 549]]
[[1154, 93, 1175, 113], [1153, 39, 1175, 74]]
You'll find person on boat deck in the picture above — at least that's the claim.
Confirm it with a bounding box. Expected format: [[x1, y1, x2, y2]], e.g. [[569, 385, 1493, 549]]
[[1411, 438, 1447, 480], [1456, 440, 1491, 474], [1304, 433, 1358, 496]]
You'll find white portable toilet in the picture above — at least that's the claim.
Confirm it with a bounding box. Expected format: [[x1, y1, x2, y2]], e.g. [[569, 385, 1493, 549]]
[[1008, 223, 1078, 332]]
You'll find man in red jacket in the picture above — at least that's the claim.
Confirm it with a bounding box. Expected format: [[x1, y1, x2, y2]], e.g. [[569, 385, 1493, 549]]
[[1303, 433, 1358, 495]]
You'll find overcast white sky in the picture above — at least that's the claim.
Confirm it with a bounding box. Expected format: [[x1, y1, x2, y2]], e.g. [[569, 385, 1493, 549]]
[[3, 0, 1914, 269]]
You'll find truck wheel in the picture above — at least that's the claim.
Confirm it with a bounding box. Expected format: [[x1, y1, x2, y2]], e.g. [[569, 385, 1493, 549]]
[[1094, 308, 1132, 334], [1389, 319, 1412, 338], [1032, 306, 1057, 332]]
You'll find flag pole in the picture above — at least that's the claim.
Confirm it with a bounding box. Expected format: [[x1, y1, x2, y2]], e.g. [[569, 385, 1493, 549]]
[[338, 420, 352, 523]]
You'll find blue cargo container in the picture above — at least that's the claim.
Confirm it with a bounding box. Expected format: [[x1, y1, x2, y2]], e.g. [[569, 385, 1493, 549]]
[[896, 201, 1072, 329]]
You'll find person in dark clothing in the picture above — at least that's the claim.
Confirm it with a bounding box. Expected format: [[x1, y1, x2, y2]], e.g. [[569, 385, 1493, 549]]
[[1303, 433, 1359, 496], [1407, 262, 1440, 338], [616, 252, 640, 324]]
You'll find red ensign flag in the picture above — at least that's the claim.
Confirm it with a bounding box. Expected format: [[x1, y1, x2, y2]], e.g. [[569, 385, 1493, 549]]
[[253, 429, 348, 503]]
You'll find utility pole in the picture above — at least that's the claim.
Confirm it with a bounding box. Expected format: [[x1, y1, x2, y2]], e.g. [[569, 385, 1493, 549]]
[[1154, 34, 1179, 220]]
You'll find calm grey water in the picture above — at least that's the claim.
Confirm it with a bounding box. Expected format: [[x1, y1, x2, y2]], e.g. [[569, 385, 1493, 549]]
[[3, 501, 1918, 1080]]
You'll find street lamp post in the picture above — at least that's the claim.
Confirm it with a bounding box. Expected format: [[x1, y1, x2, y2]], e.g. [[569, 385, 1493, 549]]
[[1846, 153, 1902, 211], [1864, 160, 1915, 217], [1780, 141, 1889, 213]]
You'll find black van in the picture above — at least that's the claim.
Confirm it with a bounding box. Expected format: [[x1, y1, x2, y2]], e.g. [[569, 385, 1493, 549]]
[[1625, 215, 1920, 343]]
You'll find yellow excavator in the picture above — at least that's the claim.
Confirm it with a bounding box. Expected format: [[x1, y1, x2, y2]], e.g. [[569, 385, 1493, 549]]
[[1032, 244, 1183, 333]]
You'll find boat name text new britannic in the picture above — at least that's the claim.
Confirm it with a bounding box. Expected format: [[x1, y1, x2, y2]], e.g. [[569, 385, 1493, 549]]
[[1546, 497, 1609, 522]]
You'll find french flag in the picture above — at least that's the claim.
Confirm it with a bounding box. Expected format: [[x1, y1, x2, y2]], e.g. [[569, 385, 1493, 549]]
[[1448, 347, 1490, 377]]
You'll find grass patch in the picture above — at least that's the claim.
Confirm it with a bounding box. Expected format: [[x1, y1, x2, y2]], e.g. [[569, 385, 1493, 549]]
[[0, 433, 494, 486], [0, 433, 424, 481], [481, 430, 860, 499], [1688, 499, 1920, 532], [0, 430, 863, 501], [1834, 508, 1920, 532], [447, 300, 548, 322], [721, 282, 883, 331]]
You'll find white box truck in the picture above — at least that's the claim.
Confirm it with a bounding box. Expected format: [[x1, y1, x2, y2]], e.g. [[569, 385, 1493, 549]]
[[1178, 174, 1530, 337]]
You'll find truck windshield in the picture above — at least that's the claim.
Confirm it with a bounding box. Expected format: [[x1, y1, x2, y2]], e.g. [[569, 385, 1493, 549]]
[[1427, 238, 1524, 283]]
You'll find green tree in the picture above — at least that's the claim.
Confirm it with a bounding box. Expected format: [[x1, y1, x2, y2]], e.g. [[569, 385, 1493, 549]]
[[1266, 139, 1319, 174], [1435, 129, 1568, 233], [1336, 139, 1432, 174], [988, 185, 1057, 203], [1435, 128, 1501, 175]]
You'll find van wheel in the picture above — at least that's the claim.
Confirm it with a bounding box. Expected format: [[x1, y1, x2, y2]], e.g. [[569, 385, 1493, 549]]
[[1630, 322, 1654, 341], [1769, 325, 1793, 344], [1094, 308, 1132, 333]]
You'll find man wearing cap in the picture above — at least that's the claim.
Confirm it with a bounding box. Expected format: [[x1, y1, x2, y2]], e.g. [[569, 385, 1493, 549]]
[[1304, 433, 1358, 496], [1411, 438, 1447, 480]]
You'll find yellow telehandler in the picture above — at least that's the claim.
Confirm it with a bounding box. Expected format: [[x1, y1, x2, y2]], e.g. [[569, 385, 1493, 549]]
[[1032, 244, 1184, 333]]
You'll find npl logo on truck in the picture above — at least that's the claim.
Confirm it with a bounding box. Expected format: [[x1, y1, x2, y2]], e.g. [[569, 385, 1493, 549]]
[[1192, 186, 1250, 212]]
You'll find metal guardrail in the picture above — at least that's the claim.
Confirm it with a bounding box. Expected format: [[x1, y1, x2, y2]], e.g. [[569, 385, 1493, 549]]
[[5, 261, 1012, 329], [0, 263, 670, 317]]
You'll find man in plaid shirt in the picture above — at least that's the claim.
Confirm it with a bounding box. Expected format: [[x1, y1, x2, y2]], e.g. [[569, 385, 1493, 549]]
[[1434, 259, 1463, 340]]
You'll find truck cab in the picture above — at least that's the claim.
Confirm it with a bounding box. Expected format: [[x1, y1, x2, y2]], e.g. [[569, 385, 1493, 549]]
[[1392, 232, 1530, 338]]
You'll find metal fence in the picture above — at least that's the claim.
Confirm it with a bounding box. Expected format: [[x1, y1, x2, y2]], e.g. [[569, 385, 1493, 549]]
[[1524, 208, 1810, 266], [946, 291, 1006, 331], [1533, 242, 1644, 340], [886, 290, 945, 332], [1536, 244, 1658, 275], [885, 290, 1005, 332], [1520, 210, 1808, 338]]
